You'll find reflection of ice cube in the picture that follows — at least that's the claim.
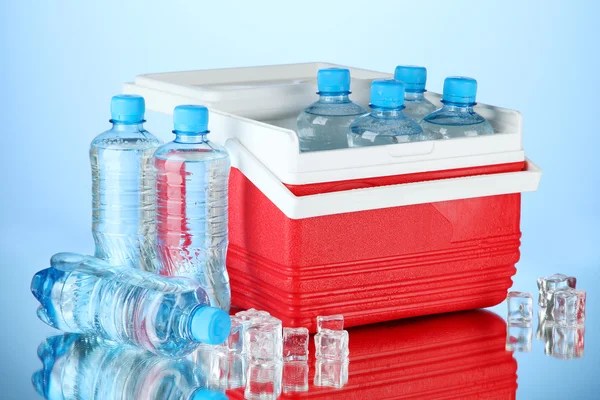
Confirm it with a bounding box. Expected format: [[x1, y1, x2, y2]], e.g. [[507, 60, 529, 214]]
[[283, 327, 309, 361], [507, 292, 533, 325], [245, 319, 283, 362], [317, 315, 344, 332], [537, 273, 576, 307], [548, 325, 585, 360], [552, 289, 586, 326], [314, 359, 349, 389], [506, 323, 532, 352], [245, 361, 283, 399], [283, 361, 309, 393], [227, 353, 247, 389], [315, 329, 349, 360]]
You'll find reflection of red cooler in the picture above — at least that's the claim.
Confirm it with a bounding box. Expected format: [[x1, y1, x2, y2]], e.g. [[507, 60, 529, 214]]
[[127, 63, 541, 331], [226, 310, 517, 399]]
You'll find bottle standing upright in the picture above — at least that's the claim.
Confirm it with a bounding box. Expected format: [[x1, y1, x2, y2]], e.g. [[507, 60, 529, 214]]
[[296, 68, 367, 152], [90, 95, 161, 272], [421, 77, 494, 139], [154, 105, 232, 311], [394, 65, 437, 122], [348, 79, 435, 147]]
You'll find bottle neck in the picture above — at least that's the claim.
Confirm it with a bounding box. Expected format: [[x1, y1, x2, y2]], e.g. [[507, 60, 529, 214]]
[[110, 121, 144, 132], [370, 106, 405, 119], [174, 131, 209, 144], [318, 92, 351, 103], [440, 101, 475, 113], [404, 91, 426, 101]]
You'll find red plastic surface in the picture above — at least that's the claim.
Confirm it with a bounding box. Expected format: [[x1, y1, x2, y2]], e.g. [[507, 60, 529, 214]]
[[285, 161, 525, 196], [227, 164, 522, 332], [227, 310, 517, 399]]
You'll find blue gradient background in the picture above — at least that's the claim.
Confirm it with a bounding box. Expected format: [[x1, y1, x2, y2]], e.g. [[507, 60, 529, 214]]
[[1, 1, 599, 398]]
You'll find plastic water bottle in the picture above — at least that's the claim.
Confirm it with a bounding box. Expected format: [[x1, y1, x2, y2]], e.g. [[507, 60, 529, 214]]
[[296, 68, 367, 152], [394, 65, 436, 122], [90, 95, 161, 272], [32, 334, 227, 400], [348, 80, 435, 147], [154, 105, 231, 312], [31, 252, 231, 358], [421, 77, 494, 139]]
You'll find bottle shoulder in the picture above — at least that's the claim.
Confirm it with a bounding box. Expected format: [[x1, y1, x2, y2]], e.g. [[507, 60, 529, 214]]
[[422, 108, 489, 127], [154, 139, 230, 163], [350, 113, 423, 136], [91, 128, 161, 150], [300, 100, 367, 117]]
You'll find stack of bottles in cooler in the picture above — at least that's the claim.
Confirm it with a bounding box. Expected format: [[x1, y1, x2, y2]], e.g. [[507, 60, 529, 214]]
[[296, 65, 494, 152]]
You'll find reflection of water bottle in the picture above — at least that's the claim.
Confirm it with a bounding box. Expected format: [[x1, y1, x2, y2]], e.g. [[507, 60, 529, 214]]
[[32, 334, 228, 400], [296, 68, 367, 152], [154, 105, 231, 311], [90, 95, 161, 271], [421, 77, 494, 139], [31, 253, 231, 358]]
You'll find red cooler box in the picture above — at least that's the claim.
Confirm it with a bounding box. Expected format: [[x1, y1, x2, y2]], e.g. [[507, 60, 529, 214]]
[[126, 63, 542, 331]]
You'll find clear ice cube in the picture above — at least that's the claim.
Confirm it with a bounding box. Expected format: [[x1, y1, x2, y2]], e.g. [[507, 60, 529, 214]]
[[314, 359, 349, 388], [283, 327, 309, 361], [315, 329, 349, 360], [206, 346, 229, 391], [537, 273, 576, 307], [536, 308, 552, 341], [227, 316, 250, 353], [245, 318, 283, 362], [245, 361, 283, 399], [552, 289, 586, 326], [227, 353, 247, 389], [283, 361, 309, 393], [507, 291, 533, 325], [236, 308, 271, 322], [317, 315, 344, 332], [506, 323, 532, 352]]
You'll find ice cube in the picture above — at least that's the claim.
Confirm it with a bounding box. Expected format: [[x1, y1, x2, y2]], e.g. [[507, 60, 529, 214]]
[[283, 361, 309, 393], [537, 273, 576, 307], [283, 327, 309, 361], [227, 353, 247, 389], [245, 318, 283, 362], [552, 289, 586, 326], [506, 323, 532, 352], [207, 346, 229, 391], [245, 361, 283, 399], [314, 359, 349, 388], [227, 316, 250, 353], [507, 291, 533, 325], [536, 308, 552, 341], [315, 329, 349, 360], [547, 325, 585, 359], [236, 308, 270, 322], [317, 314, 344, 332]]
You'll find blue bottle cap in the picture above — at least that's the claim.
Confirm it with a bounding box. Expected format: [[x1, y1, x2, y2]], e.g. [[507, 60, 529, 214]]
[[442, 76, 478, 104], [394, 65, 427, 92], [190, 389, 228, 400], [317, 68, 351, 93], [370, 79, 405, 109], [173, 105, 209, 133], [189, 306, 231, 345], [110, 95, 145, 123]]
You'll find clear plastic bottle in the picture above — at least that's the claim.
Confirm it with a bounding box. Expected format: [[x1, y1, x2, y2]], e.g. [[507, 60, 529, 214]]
[[31, 252, 231, 358], [154, 105, 231, 312], [296, 68, 367, 152], [421, 77, 494, 139], [32, 334, 228, 400], [394, 65, 437, 122], [348, 79, 436, 147], [90, 95, 161, 272]]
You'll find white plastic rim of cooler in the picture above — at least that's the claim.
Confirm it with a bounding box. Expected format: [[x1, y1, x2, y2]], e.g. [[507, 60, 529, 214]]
[[124, 62, 525, 185], [226, 139, 541, 220]]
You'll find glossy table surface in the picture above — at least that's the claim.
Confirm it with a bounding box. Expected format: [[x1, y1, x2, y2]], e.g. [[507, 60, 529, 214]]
[[17, 262, 598, 400]]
